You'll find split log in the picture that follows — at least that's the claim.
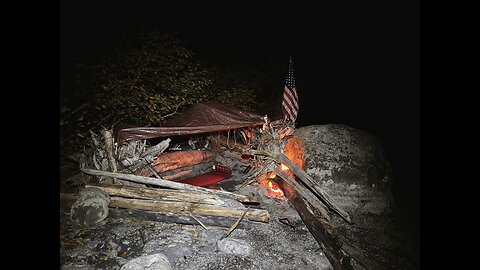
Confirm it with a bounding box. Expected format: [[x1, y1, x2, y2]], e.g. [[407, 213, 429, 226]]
[[60, 193, 257, 229], [136, 150, 217, 176], [276, 174, 383, 270], [86, 183, 226, 206], [276, 152, 351, 223], [102, 130, 118, 183], [140, 138, 171, 158], [109, 197, 269, 223], [162, 169, 193, 180], [276, 176, 354, 270], [80, 168, 259, 204], [274, 167, 331, 221]]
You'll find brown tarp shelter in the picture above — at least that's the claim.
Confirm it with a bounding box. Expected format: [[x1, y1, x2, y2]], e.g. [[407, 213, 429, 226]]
[[114, 101, 266, 144]]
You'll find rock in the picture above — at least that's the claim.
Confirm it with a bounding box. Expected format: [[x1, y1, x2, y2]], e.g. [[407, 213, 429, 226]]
[[283, 124, 394, 216], [217, 238, 252, 256], [120, 253, 172, 270], [70, 187, 110, 226]]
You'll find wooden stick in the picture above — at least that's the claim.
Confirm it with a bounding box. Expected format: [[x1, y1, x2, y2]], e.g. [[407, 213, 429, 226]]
[[222, 209, 248, 239], [274, 167, 331, 221], [124, 139, 171, 173], [85, 183, 226, 206], [109, 197, 269, 223], [276, 174, 383, 270], [140, 138, 171, 158], [80, 168, 259, 204], [102, 130, 118, 183], [189, 212, 210, 229], [147, 164, 162, 179], [276, 177, 354, 270]]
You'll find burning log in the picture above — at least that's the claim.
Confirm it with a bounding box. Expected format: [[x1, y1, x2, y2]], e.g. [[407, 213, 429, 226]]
[[245, 149, 351, 224], [136, 150, 217, 176], [80, 168, 259, 204]]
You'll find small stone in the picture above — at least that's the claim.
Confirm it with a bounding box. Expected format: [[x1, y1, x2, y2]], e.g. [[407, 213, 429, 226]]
[[217, 238, 252, 256], [120, 253, 172, 270]]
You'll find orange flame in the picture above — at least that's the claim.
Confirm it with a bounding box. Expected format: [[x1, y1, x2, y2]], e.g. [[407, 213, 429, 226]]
[[259, 173, 284, 197], [281, 164, 289, 171], [267, 180, 284, 196]]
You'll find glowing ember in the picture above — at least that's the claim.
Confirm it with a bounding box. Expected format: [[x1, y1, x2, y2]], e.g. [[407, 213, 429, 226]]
[[281, 164, 289, 171], [259, 173, 285, 197]]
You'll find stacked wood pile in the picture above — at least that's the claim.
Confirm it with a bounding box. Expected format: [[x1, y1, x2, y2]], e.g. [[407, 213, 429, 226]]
[[62, 129, 269, 231]]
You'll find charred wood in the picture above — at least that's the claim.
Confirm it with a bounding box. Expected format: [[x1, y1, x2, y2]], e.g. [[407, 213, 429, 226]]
[[276, 176, 354, 270]]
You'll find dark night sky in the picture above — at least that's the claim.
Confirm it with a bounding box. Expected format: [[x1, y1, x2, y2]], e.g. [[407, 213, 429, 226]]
[[61, 2, 419, 213]]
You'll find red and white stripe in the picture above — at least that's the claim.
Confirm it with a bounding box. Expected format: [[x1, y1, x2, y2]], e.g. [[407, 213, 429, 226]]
[[282, 85, 299, 123], [282, 59, 299, 123]]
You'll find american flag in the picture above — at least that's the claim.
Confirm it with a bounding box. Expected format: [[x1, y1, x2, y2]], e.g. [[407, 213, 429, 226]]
[[282, 57, 299, 123]]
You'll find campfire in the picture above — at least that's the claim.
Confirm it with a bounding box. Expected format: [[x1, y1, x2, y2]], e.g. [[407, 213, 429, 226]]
[[60, 102, 388, 270]]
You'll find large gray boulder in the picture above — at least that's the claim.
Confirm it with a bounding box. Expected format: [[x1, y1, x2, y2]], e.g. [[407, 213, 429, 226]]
[[283, 124, 394, 216]]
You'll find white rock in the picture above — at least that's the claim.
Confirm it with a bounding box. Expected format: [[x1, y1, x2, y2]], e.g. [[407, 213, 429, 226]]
[[217, 238, 252, 256], [120, 253, 172, 270]]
